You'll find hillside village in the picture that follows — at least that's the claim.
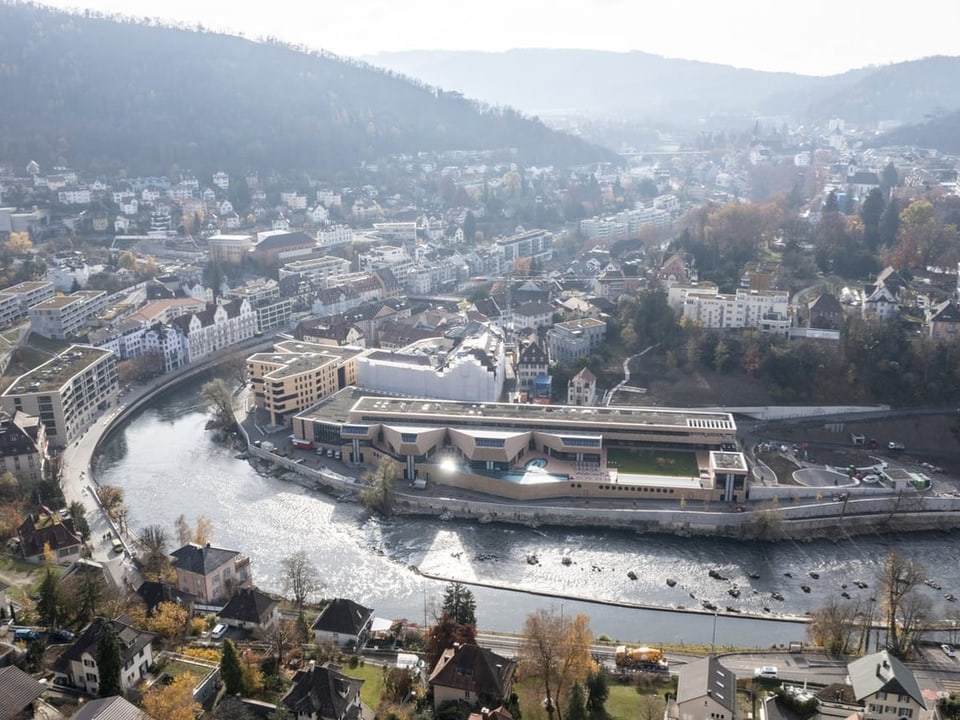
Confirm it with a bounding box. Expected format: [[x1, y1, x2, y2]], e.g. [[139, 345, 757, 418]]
[[3, 92, 960, 719]]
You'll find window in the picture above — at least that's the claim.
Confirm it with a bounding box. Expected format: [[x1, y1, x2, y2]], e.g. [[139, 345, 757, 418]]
[[475, 438, 505, 448]]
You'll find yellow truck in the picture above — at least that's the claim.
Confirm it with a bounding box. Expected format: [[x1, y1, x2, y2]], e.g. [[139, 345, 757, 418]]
[[614, 645, 668, 672]]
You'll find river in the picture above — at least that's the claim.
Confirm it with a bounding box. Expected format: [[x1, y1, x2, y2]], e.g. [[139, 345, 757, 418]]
[[92, 375, 958, 647]]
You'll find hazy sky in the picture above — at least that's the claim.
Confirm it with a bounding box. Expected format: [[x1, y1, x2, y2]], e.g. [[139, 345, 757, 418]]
[[39, 0, 960, 76]]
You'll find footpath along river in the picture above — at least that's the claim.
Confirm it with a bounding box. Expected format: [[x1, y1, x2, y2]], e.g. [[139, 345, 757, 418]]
[[93, 374, 958, 647]]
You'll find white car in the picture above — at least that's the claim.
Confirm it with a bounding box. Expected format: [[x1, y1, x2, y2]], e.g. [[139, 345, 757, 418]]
[[942, 644, 957, 659], [754, 666, 778, 679], [211, 623, 227, 640]]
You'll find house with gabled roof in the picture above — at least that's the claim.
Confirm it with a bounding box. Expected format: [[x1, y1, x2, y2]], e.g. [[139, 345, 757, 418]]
[[70, 695, 155, 720], [53, 615, 156, 695], [219, 587, 280, 632], [311, 598, 373, 649], [281, 660, 364, 720], [16, 505, 82, 564], [169, 542, 252, 604], [675, 655, 737, 720], [808, 292, 844, 330], [847, 649, 925, 720], [926, 299, 960, 340], [0, 665, 46, 720], [428, 642, 516, 711], [0, 409, 48, 486]]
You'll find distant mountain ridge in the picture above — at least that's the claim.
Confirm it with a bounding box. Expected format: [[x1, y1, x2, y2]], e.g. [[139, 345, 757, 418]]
[[366, 49, 960, 129], [0, 4, 618, 176]]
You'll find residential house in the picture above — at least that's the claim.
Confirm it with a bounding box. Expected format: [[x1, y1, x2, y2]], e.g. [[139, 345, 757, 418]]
[[281, 661, 364, 720], [675, 655, 737, 720], [0, 665, 46, 719], [428, 643, 516, 711], [657, 251, 697, 287], [848, 650, 925, 720], [567, 367, 597, 406], [512, 301, 554, 332], [0, 410, 48, 486], [54, 615, 156, 695], [863, 267, 905, 321], [71, 696, 155, 720], [808, 293, 844, 330], [926, 299, 960, 340], [169, 542, 252, 604], [135, 580, 196, 617], [311, 598, 374, 649], [218, 587, 280, 633], [515, 340, 549, 392], [17, 505, 82, 564], [558, 296, 601, 321]]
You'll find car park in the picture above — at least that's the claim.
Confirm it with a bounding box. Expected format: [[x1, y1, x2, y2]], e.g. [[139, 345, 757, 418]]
[[943, 644, 957, 658]]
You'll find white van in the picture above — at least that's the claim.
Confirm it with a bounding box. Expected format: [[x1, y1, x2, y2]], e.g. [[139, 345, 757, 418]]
[[754, 666, 778, 679], [211, 623, 227, 640]]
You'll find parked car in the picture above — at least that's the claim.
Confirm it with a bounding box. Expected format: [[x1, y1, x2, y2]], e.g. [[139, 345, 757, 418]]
[[50, 628, 75, 643], [211, 623, 227, 640], [14, 628, 39, 642], [943, 644, 957, 659], [887, 441, 905, 452]]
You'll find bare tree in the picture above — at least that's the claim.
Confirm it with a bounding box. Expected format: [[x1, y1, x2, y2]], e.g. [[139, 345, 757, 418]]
[[175, 514, 191, 546], [519, 609, 594, 720], [138, 524, 171, 580], [879, 550, 927, 658], [281, 550, 320, 616], [807, 597, 861, 655]]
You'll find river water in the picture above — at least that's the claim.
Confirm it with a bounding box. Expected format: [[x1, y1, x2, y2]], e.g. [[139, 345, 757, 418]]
[[93, 376, 958, 647]]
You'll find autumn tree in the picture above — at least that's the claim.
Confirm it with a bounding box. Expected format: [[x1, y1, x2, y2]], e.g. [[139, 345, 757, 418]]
[[174, 514, 213, 546], [147, 601, 190, 644], [98, 485, 125, 521], [807, 597, 860, 655], [879, 550, 929, 658], [264, 618, 298, 669], [96, 620, 123, 697], [68, 501, 90, 544], [888, 199, 937, 269], [142, 673, 200, 720], [519, 609, 594, 720], [281, 550, 320, 617]]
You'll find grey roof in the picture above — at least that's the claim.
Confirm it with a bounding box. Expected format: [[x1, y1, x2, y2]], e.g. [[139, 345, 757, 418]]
[[0, 666, 45, 720], [170, 543, 239, 575], [676, 655, 737, 714], [428, 643, 515, 703], [282, 663, 363, 720], [56, 616, 156, 672], [219, 587, 278, 625], [848, 650, 925, 708], [70, 695, 154, 720], [311, 598, 373, 636]]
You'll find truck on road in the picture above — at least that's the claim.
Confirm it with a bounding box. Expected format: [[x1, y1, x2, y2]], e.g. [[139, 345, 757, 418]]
[[614, 645, 668, 672]]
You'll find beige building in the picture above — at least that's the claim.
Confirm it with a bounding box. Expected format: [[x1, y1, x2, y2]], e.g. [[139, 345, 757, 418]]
[[247, 340, 362, 427], [0, 410, 48, 485], [567, 367, 597, 406], [170, 542, 253, 604], [1, 345, 118, 447], [207, 233, 253, 264], [0, 280, 55, 327]]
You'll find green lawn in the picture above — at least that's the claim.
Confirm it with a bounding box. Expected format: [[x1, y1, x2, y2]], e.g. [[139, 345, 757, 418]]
[[341, 660, 387, 710], [606, 448, 699, 477]]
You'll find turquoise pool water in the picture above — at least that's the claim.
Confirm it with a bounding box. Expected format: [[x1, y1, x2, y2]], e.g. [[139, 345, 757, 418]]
[[525, 457, 548, 469]]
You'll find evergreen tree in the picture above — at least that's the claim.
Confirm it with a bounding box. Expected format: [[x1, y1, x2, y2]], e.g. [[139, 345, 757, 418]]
[[564, 682, 588, 720], [824, 190, 839, 213], [36, 569, 61, 629], [221, 638, 244, 695], [861, 188, 885, 251], [441, 582, 477, 627], [585, 670, 609, 718], [96, 620, 123, 697]]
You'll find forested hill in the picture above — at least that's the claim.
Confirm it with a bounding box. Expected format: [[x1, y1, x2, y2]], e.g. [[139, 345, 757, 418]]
[[0, 4, 618, 176]]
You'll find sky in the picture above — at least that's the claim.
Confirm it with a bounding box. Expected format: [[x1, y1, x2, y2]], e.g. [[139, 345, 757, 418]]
[[37, 0, 960, 76]]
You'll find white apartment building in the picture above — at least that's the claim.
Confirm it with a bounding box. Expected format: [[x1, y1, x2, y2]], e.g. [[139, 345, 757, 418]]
[[170, 298, 257, 363], [142, 324, 187, 372], [57, 189, 92, 205], [0, 293, 21, 328], [1, 345, 119, 446], [0, 281, 55, 327], [280, 191, 308, 210], [279, 256, 352, 283], [546, 318, 607, 365], [29, 290, 108, 339], [316, 225, 355, 247], [356, 328, 506, 403], [494, 228, 553, 270], [680, 288, 790, 335], [372, 221, 417, 244]]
